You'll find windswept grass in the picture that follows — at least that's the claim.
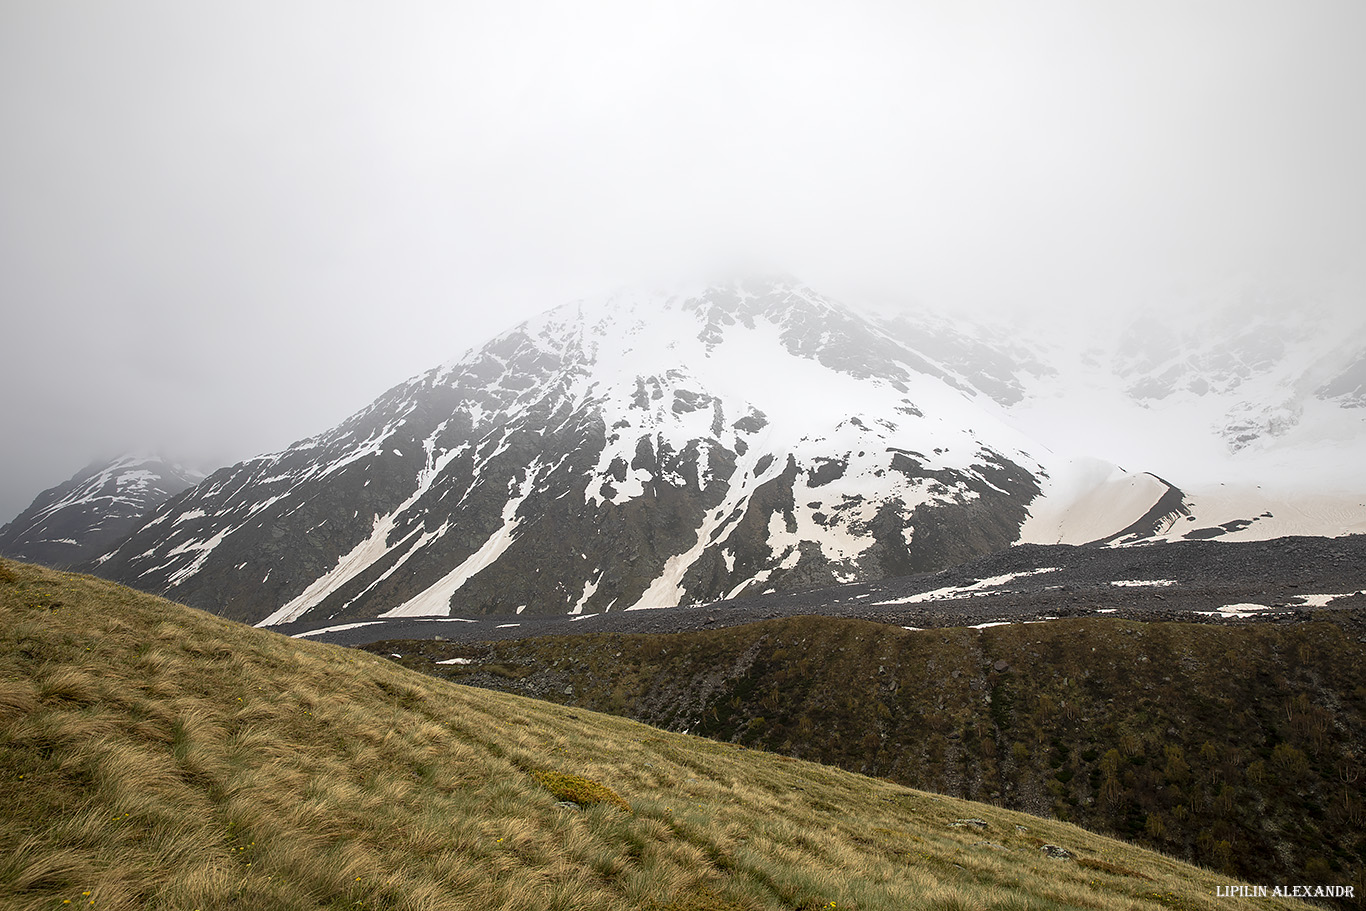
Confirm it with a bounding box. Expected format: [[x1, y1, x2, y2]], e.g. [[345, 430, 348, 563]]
[[0, 558, 1321, 911], [393, 612, 1366, 896]]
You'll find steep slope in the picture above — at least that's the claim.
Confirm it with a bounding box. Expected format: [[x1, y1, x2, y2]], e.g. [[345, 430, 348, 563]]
[[874, 307, 1057, 408], [389, 612, 1366, 899], [0, 454, 202, 568], [96, 278, 1135, 627], [2, 558, 1311, 911]]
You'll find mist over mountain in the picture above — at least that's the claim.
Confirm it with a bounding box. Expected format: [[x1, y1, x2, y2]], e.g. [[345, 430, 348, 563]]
[[91, 278, 1064, 625], [68, 277, 1364, 629], [0, 455, 202, 567], [1046, 288, 1366, 475], [7, 0, 1365, 582]]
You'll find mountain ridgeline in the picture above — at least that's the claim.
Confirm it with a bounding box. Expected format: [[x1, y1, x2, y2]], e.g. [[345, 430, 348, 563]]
[[0, 455, 202, 568], [19, 276, 1358, 629], [91, 279, 1079, 627]]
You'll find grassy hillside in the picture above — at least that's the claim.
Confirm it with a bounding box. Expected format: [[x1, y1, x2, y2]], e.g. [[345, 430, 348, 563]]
[[376, 614, 1366, 900], [0, 559, 1325, 911]]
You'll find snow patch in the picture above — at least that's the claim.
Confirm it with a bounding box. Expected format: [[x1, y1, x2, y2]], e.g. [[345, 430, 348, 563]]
[[257, 513, 403, 627], [1197, 603, 1276, 619], [1018, 459, 1171, 545], [1293, 591, 1364, 607], [165, 529, 231, 586], [873, 568, 1060, 605], [289, 620, 385, 638], [380, 468, 538, 618], [570, 576, 600, 615]]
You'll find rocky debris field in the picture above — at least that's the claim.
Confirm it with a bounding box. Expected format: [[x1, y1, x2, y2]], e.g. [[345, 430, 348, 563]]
[[278, 534, 1366, 647]]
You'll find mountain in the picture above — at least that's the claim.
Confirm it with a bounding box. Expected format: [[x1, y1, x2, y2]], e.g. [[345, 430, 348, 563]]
[[0, 454, 202, 567], [1006, 288, 1366, 517], [927, 285, 1366, 546], [93, 278, 1169, 627], [78, 276, 1366, 627], [1111, 293, 1366, 452]]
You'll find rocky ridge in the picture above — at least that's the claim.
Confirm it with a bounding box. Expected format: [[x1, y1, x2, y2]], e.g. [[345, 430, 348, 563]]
[[0, 454, 202, 567]]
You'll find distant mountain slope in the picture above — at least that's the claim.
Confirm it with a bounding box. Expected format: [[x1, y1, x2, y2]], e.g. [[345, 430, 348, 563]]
[[2, 558, 1298, 911], [96, 278, 1161, 626], [0, 454, 202, 567], [1009, 289, 1366, 488], [1109, 300, 1366, 452], [873, 308, 1057, 408]]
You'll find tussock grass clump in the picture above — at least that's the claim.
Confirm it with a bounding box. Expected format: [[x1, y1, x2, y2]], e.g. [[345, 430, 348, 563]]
[[533, 770, 630, 811], [0, 557, 1317, 911]]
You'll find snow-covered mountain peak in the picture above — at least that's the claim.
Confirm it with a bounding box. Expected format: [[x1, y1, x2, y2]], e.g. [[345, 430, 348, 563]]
[[93, 279, 1118, 626], [511, 276, 858, 362], [78, 276, 1366, 628], [0, 454, 204, 568]]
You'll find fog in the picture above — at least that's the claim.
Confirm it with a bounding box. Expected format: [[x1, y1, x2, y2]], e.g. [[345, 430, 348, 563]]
[[3, 1, 1364, 523]]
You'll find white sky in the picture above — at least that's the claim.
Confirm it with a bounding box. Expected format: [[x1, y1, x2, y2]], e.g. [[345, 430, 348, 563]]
[[2, 1, 1365, 522]]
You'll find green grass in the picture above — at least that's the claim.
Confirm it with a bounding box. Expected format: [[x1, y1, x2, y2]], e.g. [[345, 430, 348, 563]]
[[0, 558, 1321, 911]]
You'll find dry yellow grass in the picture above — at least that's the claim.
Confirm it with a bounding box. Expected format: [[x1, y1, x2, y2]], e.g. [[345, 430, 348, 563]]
[[0, 558, 1322, 911]]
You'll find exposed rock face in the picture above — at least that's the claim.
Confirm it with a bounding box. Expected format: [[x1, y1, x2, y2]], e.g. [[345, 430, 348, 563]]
[[93, 278, 1075, 626], [0, 455, 202, 567]]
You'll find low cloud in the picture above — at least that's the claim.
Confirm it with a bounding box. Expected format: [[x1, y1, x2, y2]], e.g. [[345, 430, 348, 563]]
[[2, 1, 1364, 521]]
